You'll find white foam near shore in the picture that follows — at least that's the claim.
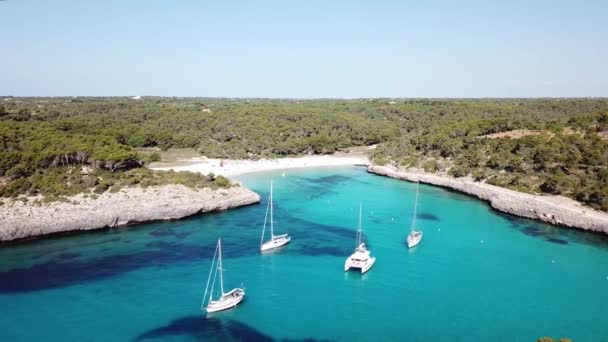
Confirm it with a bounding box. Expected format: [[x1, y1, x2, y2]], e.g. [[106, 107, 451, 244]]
[[150, 155, 370, 176]]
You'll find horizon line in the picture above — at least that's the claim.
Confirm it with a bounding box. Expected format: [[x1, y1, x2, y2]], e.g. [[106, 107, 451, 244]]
[[2, 96, 607, 100]]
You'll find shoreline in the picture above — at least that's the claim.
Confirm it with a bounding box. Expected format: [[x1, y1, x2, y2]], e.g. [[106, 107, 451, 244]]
[[0, 185, 260, 243], [368, 165, 608, 234], [150, 155, 370, 176]]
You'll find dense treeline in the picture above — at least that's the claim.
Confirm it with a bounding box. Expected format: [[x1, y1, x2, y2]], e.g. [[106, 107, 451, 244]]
[[370, 102, 608, 211], [0, 97, 395, 199], [1, 97, 607, 210], [1, 98, 398, 157]]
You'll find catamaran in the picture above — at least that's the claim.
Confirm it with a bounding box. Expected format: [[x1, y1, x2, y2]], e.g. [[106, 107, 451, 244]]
[[201, 239, 245, 313], [260, 181, 291, 252], [344, 203, 376, 274], [407, 181, 423, 248]]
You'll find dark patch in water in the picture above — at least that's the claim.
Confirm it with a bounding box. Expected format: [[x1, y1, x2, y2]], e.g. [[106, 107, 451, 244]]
[[146, 241, 179, 249], [495, 211, 530, 228], [57, 252, 80, 260], [0, 183, 380, 293], [282, 216, 355, 241], [522, 226, 545, 237], [314, 175, 351, 184], [521, 224, 570, 246], [80, 237, 122, 247], [0, 240, 245, 294], [135, 315, 332, 342], [304, 189, 338, 201], [545, 237, 568, 245], [175, 232, 191, 239], [368, 216, 386, 225], [149, 227, 192, 240], [149, 228, 177, 237], [290, 175, 346, 200], [295, 175, 351, 186], [417, 212, 440, 221]]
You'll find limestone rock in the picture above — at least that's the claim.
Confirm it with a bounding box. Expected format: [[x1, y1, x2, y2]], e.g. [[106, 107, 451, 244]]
[[368, 165, 608, 234], [0, 185, 260, 242]]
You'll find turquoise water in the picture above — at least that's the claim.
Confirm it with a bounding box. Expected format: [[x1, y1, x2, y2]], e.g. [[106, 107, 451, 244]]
[[1, 166, 608, 341]]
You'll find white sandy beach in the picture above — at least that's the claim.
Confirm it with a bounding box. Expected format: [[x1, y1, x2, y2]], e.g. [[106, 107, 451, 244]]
[[150, 155, 370, 176]]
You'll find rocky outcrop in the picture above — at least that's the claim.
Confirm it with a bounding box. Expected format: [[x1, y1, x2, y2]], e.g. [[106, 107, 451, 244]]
[[0, 185, 260, 242], [368, 165, 608, 234]]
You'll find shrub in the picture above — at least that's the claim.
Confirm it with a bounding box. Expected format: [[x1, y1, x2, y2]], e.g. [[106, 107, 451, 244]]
[[421, 160, 439, 173], [94, 181, 112, 194], [448, 165, 469, 178], [214, 175, 231, 187], [373, 157, 389, 166]]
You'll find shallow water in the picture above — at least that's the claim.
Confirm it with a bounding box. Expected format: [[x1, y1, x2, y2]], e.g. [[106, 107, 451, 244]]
[[1, 166, 607, 341]]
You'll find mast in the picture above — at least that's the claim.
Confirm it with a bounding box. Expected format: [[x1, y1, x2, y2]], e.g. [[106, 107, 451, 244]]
[[201, 240, 219, 309], [218, 239, 225, 296], [270, 181, 274, 238], [260, 190, 270, 247], [356, 202, 362, 247], [411, 182, 419, 232]]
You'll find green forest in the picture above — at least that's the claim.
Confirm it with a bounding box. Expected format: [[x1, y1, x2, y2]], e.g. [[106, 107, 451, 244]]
[[0, 97, 607, 210]]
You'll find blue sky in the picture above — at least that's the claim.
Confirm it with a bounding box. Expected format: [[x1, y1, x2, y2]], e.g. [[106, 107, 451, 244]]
[[1, 0, 607, 97]]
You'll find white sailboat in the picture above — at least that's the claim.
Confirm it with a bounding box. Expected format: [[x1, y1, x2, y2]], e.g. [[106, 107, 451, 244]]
[[201, 239, 245, 313], [344, 203, 376, 274], [260, 181, 291, 252], [407, 181, 423, 248]]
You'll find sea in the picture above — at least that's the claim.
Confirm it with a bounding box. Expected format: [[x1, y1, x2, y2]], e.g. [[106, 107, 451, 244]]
[[1, 166, 607, 341]]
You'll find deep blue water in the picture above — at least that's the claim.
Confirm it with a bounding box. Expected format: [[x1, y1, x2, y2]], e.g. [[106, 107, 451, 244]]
[[1, 166, 607, 341]]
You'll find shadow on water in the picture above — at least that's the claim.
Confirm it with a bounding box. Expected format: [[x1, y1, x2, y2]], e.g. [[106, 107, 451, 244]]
[[417, 212, 440, 221], [135, 315, 332, 342], [545, 237, 568, 245]]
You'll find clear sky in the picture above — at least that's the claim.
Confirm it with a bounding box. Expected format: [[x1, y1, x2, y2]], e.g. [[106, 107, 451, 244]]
[[1, 0, 607, 97]]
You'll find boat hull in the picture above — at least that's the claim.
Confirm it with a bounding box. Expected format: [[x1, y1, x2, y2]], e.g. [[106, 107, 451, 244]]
[[407, 232, 423, 248], [344, 256, 376, 274], [205, 288, 245, 313], [261, 235, 291, 252]]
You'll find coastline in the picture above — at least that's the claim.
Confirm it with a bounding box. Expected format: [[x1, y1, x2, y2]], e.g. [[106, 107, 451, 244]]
[[368, 165, 608, 234], [0, 185, 260, 243], [150, 155, 370, 176]]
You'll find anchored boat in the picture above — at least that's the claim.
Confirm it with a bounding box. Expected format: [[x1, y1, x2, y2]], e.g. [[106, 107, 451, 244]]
[[260, 181, 291, 252], [407, 182, 423, 248], [345, 203, 376, 274], [201, 239, 245, 313]]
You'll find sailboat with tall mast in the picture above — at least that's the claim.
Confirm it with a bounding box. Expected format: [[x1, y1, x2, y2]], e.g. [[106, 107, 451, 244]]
[[407, 181, 423, 248], [260, 181, 291, 252], [344, 203, 376, 274], [201, 239, 245, 313]]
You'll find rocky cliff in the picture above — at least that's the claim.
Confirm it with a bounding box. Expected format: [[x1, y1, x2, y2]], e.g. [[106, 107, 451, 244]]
[[368, 165, 608, 234], [0, 185, 260, 242]]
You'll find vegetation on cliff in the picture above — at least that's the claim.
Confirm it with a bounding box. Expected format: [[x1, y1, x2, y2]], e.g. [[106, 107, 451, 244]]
[[0, 108, 233, 199], [1, 97, 607, 210], [370, 102, 608, 211]]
